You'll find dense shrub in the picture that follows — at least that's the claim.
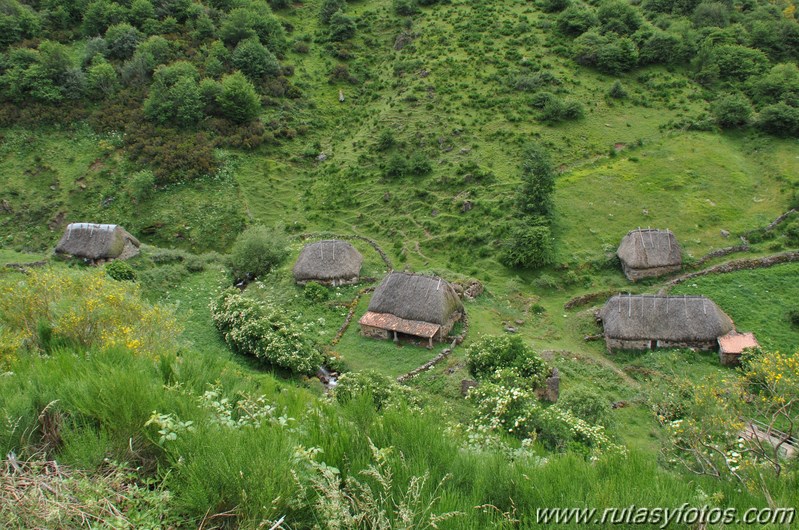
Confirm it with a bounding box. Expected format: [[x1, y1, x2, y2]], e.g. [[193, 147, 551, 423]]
[[229, 224, 289, 281], [320, 0, 346, 24], [517, 142, 555, 218], [394, 0, 419, 16], [559, 386, 614, 428], [597, 0, 643, 36], [218, 71, 262, 123], [232, 38, 281, 80], [557, 4, 599, 35], [576, 31, 639, 74], [703, 45, 769, 83], [303, 281, 329, 303], [86, 59, 120, 99], [105, 23, 143, 60], [500, 222, 555, 269], [143, 61, 203, 127], [756, 102, 799, 136], [710, 92, 752, 128], [334, 370, 416, 410], [105, 260, 137, 282], [125, 122, 218, 184], [466, 334, 549, 386], [607, 79, 628, 98], [0, 268, 179, 357], [749, 63, 799, 106], [329, 11, 356, 42], [210, 289, 322, 374]]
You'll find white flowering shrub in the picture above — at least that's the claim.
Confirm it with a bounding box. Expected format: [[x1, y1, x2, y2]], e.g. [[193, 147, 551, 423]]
[[200, 384, 295, 429], [467, 382, 625, 457], [210, 289, 323, 374], [465, 335, 549, 387], [334, 370, 419, 411]]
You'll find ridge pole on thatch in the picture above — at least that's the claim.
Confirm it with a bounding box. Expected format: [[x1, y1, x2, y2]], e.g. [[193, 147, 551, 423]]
[[436, 278, 441, 291]]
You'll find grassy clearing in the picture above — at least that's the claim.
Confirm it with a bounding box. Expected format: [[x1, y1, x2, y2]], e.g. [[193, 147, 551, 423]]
[[672, 262, 799, 353]]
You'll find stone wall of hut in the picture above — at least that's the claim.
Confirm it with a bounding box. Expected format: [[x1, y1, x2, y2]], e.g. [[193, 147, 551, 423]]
[[437, 311, 463, 340], [360, 324, 390, 340], [297, 276, 360, 287], [622, 263, 681, 282]]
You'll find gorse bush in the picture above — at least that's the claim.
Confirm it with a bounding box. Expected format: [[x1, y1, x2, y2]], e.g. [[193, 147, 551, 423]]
[[0, 268, 179, 358], [559, 385, 614, 429], [229, 224, 289, 281], [210, 289, 322, 374]]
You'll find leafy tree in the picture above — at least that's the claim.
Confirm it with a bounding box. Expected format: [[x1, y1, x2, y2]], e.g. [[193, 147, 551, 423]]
[[144, 61, 203, 126], [749, 63, 799, 107], [541, 0, 570, 14], [394, 0, 419, 16], [105, 23, 143, 60], [710, 92, 753, 128], [329, 10, 356, 41], [756, 102, 799, 136], [218, 71, 261, 123], [232, 38, 281, 80], [0, 2, 41, 49], [219, 7, 287, 53], [636, 27, 682, 65], [500, 222, 555, 269], [229, 224, 288, 281], [692, 2, 730, 28], [129, 0, 156, 28], [82, 37, 109, 67], [607, 79, 628, 98], [557, 4, 599, 35], [320, 0, 346, 24], [517, 142, 555, 218], [598, 0, 643, 36], [204, 40, 231, 78], [596, 35, 639, 73], [86, 58, 120, 99], [82, 0, 128, 36], [704, 44, 769, 82]]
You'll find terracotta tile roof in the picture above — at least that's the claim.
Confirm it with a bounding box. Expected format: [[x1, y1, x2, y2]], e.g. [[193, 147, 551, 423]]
[[718, 332, 759, 354], [359, 311, 441, 339]]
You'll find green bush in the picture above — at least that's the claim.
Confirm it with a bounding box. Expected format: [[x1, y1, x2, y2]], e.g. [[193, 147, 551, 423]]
[[303, 281, 329, 303], [394, 0, 419, 16], [710, 93, 752, 128], [218, 71, 262, 124], [104, 23, 142, 60], [500, 222, 555, 269], [232, 38, 281, 80], [210, 289, 322, 374], [105, 260, 137, 282], [329, 11, 356, 42], [607, 79, 628, 99], [756, 102, 799, 136], [143, 61, 203, 127], [334, 370, 415, 410], [465, 335, 549, 386], [557, 4, 598, 35], [229, 224, 288, 281], [558, 386, 614, 429]]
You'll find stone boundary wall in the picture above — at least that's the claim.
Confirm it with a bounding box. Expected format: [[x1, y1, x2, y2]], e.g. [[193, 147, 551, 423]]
[[396, 312, 470, 383], [658, 251, 799, 295]]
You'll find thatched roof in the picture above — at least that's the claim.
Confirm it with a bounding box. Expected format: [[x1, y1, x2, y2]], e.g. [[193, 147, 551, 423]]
[[600, 294, 734, 342], [617, 228, 681, 269], [292, 240, 363, 281], [366, 272, 463, 325], [55, 223, 140, 260]]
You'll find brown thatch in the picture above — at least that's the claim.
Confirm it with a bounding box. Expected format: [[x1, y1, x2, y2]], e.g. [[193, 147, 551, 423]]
[[617, 228, 681, 280], [55, 223, 140, 260], [292, 240, 363, 283], [366, 272, 463, 326], [600, 294, 734, 343]]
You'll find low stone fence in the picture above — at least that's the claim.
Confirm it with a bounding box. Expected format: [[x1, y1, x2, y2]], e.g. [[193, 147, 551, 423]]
[[396, 312, 469, 383]]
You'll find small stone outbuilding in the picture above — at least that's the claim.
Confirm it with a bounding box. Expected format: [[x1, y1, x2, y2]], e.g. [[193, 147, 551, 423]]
[[599, 294, 734, 352], [617, 228, 682, 281], [55, 223, 140, 261], [292, 240, 363, 286], [359, 272, 464, 348], [718, 331, 759, 366]]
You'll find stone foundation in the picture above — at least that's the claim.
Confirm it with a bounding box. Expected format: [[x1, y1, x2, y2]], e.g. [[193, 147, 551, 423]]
[[622, 263, 681, 282]]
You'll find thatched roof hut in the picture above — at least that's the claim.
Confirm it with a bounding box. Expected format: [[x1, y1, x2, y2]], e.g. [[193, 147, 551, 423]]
[[55, 223, 140, 261], [292, 240, 363, 285], [359, 272, 464, 345], [617, 228, 681, 281], [599, 294, 734, 352]]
